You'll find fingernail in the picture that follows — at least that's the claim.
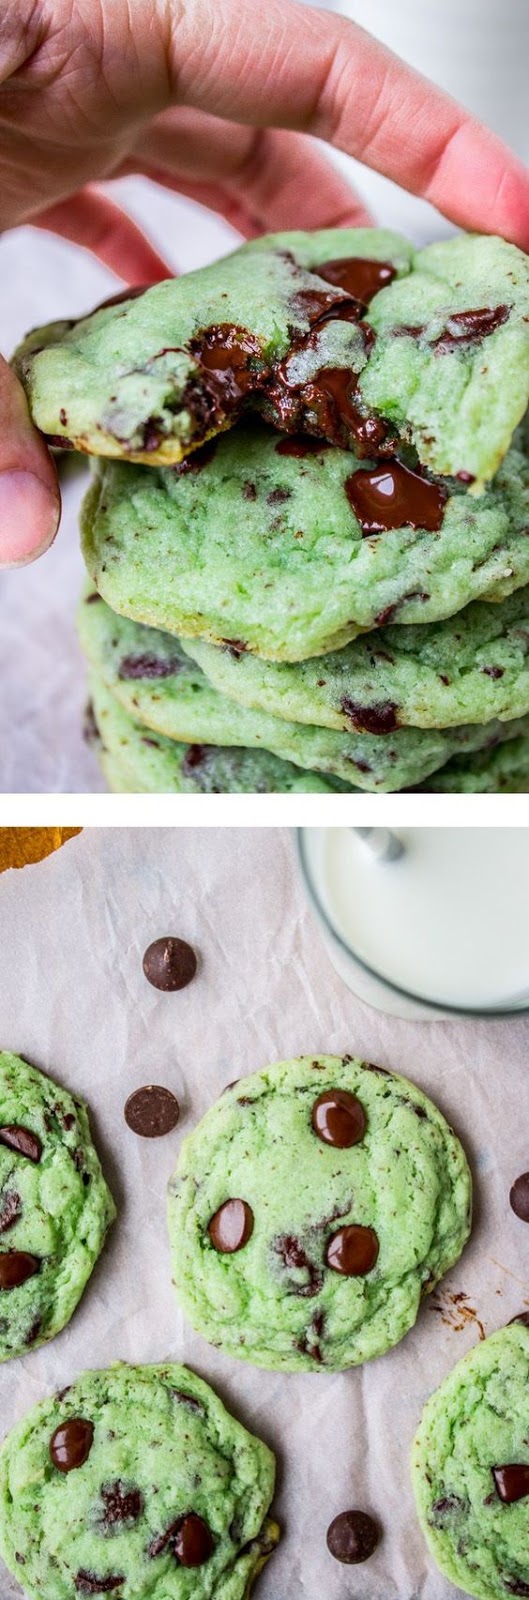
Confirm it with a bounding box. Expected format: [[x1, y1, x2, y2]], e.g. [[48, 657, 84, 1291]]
[[0, 470, 60, 567]]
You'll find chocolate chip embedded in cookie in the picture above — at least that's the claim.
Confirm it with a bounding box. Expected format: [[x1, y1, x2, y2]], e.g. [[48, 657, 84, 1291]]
[[0, 1363, 279, 1600], [168, 1055, 471, 1372]]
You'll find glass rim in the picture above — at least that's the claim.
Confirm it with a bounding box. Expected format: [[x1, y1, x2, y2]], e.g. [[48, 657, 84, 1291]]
[[295, 826, 529, 1021]]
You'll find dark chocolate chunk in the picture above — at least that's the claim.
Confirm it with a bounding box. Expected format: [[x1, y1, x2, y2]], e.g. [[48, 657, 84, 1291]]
[[318, 256, 396, 306], [510, 1173, 529, 1222], [190, 324, 264, 404], [99, 1482, 144, 1528], [340, 697, 399, 735], [0, 1251, 39, 1289], [509, 1312, 529, 1327], [149, 1512, 213, 1566], [274, 1234, 323, 1298], [326, 1508, 380, 1563], [434, 304, 509, 353], [326, 1224, 379, 1276], [50, 1418, 94, 1473], [118, 653, 182, 681], [493, 1465, 529, 1504], [431, 1495, 465, 1520], [345, 462, 447, 534], [0, 1126, 42, 1163], [312, 1090, 366, 1148], [504, 1582, 529, 1596], [308, 367, 389, 455], [75, 1573, 124, 1593], [142, 936, 197, 991], [124, 1085, 180, 1139], [208, 1199, 254, 1253], [481, 665, 505, 679], [0, 1191, 22, 1234]]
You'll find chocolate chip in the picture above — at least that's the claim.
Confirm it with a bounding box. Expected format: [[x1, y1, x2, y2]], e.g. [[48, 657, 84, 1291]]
[[493, 1465, 529, 1504], [208, 1199, 254, 1253], [149, 1513, 213, 1566], [99, 1483, 144, 1528], [340, 697, 399, 735], [50, 1418, 94, 1473], [510, 1173, 529, 1222], [431, 1495, 465, 1520], [142, 936, 197, 991], [0, 1126, 42, 1163], [345, 462, 447, 535], [0, 1191, 21, 1234], [326, 1509, 380, 1563], [312, 1090, 366, 1148], [124, 1086, 180, 1139], [118, 653, 182, 681], [267, 486, 291, 505], [318, 256, 396, 306], [481, 665, 505, 679], [75, 1573, 124, 1593], [509, 1312, 529, 1327], [0, 1251, 39, 1289], [433, 304, 509, 353], [326, 1225, 379, 1276], [274, 1234, 323, 1298], [504, 1581, 529, 1596]]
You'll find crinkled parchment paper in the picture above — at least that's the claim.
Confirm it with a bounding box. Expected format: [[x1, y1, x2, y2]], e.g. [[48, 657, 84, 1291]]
[[0, 825, 528, 1599]]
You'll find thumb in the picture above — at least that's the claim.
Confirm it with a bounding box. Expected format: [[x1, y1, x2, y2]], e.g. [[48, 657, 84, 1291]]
[[0, 356, 60, 566]]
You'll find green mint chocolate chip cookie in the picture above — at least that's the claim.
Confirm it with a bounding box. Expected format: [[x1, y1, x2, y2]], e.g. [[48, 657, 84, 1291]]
[[0, 1362, 278, 1600], [78, 590, 529, 792], [16, 230, 529, 485], [81, 426, 529, 663], [167, 1056, 471, 1372], [412, 1321, 529, 1600], [86, 675, 343, 794], [13, 228, 411, 464], [417, 733, 529, 792], [184, 584, 529, 734], [0, 1052, 115, 1360]]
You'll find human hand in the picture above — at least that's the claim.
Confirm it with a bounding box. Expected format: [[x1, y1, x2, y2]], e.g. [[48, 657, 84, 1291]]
[[2, 0, 529, 565]]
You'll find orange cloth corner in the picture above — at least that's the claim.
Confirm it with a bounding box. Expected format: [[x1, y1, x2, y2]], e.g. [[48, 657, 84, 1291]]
[[0, 828, 82, 873]]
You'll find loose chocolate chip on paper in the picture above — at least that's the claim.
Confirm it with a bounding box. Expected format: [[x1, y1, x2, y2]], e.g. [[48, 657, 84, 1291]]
[[124, 1086, 180, 1139], [143, 936, 197, 991], [326, 1508, 380, 1563], [50, 1418, 94, 1473], [510, 1173, 529, 1221]]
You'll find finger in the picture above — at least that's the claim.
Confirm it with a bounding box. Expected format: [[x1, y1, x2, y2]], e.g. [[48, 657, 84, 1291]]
[[167, 0, 529, 247], [32, 187, 171, 283], [0, 357, 60, 568], [125, 110, 372, 234]]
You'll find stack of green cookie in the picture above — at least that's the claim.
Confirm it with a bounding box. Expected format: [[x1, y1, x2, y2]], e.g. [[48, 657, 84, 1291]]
[[16, 227, 529, 791]]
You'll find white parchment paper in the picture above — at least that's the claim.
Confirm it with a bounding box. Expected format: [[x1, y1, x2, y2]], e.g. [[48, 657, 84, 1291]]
[[0, 825, 528, 1597]]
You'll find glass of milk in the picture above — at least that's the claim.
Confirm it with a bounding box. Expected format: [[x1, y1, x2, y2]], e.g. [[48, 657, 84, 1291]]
[[298, 828, 529, 1020]]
